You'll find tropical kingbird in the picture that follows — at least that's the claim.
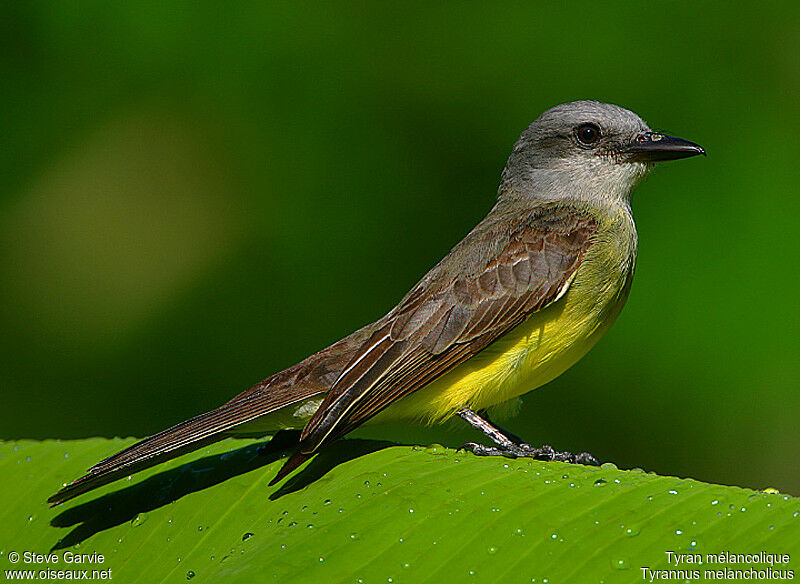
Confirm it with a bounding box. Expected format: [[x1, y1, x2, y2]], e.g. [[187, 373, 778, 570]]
[[49, 101, 704, 505]]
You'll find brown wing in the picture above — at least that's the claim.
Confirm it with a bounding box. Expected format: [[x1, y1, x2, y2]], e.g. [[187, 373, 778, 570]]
[[271, 205, 599, 482]]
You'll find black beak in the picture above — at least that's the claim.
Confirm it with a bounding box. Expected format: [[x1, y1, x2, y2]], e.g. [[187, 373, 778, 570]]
[[621, 132, 706, 162]]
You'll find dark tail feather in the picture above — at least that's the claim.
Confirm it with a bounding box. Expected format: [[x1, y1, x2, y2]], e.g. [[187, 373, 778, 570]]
[[47, 433, 228, 507], [48, 390, 321, 506]]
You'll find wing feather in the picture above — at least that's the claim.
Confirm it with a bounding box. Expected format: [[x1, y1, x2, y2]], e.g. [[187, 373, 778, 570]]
[[293, 204, 599, 459]]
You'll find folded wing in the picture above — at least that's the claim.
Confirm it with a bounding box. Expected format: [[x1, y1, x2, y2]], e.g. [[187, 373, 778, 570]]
[[272, 204, 599, 483]]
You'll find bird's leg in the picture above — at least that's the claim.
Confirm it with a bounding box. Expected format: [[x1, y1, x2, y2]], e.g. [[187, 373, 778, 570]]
[[457, 408, 518, 451], [476, 409, 525, 444], [456, 408, 599, 466]]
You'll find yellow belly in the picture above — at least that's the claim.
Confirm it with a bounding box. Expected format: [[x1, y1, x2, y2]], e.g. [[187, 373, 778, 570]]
[[242, 269, 628, 434], [372, 263, 631, 425]]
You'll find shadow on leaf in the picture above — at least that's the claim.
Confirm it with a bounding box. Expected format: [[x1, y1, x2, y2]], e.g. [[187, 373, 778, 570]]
[[269, 438, 396, 500], [49, 432, 395, 550]]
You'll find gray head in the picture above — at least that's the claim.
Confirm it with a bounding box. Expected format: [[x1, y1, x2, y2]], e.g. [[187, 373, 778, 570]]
[[499, 100, 704, 206]]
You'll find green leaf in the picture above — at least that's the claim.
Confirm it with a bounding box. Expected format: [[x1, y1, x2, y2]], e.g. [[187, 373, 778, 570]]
[[1, 438, 798, 583]]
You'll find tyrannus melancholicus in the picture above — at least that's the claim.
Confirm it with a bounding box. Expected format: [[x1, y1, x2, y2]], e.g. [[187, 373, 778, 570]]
[[50, 101, 704, 505]]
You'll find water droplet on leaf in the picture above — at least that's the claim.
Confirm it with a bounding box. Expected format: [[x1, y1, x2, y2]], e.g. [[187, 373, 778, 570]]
[[130, 513, 148, 528]]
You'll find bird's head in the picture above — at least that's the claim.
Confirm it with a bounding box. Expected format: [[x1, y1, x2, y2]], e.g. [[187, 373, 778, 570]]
[[500, 100, 705, 206]]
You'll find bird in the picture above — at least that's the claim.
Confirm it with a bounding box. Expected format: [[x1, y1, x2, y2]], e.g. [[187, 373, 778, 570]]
[[49, 100, 705, 506]]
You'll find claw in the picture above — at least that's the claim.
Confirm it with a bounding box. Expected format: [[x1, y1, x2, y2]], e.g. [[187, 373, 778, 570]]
[[575, 452, 600, 466], [462, 440, 600, 466], [459, 442, 515, 458]]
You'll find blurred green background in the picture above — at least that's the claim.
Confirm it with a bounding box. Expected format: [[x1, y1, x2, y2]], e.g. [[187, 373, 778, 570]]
[[1, 3, 798, 493]]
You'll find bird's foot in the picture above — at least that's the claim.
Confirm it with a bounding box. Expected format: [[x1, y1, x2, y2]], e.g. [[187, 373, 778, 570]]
[[460, 441, 599, 466]]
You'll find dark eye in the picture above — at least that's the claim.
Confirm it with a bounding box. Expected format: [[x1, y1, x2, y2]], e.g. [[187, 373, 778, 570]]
[[576, 123, 601, 145]]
